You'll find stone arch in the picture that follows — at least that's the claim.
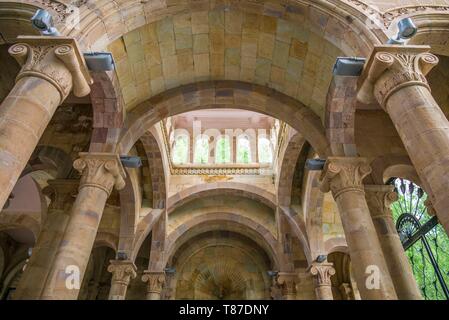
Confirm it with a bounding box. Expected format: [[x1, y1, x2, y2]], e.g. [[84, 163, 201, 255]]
[[0, 1, 40, 44], [0, 215, 40, 245], [93, 232, 118, 253], [27, 145, 73, 179], [54, 0, 385, 54], [277, 131, 306, 206], [302, 170, 326, 259], [130, 208, 164, 262], [89, 72, 124, 152], [140, 131, 167, 209], [324, 237, 348, 254], [0, 259, 27, 299], [407, 12, 449, 56], [165, 212, 280, 269], [368, 155, 421, 185], [167, 181, 276, 214], [117, 81, 331, 157], [278, 206, 311, 264], [170, 231, 272, 300]]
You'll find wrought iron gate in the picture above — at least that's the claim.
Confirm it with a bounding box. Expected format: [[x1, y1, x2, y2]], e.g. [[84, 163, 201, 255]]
[[390, 178, 449, 300]]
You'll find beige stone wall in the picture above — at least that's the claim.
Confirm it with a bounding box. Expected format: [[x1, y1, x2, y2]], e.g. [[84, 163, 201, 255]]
[[108, 9, 342, 117], [174, 244, 270, 299], [168, 195, 276, 236], [321, 193, 345, 242], [168, 174, 275, 197]]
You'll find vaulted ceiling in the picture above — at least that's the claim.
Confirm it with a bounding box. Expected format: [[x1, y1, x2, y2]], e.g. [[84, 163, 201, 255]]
[[108, 8, 343, 118]]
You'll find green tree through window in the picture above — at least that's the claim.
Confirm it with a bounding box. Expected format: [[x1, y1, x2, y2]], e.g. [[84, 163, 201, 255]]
[[172, 135, 188, 164], [215, 136, 231, 164], [390, 178, 449, 300], [237, 136, 251, 164], [258, 137, 272, 163], [194, 136, 209, 164]]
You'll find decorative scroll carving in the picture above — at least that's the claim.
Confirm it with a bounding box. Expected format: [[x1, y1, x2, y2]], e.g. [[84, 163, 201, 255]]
[[344, 1, 449, 28], [107, 260, 137, 285], [308, 262, 336, 287], [142, 271, 166, 295], [73, 153, 126, 196], [8, 37, 92, 100], [358, 46, 438, 106], [33, 0, 87, 23], [319, 157, 372, 199]]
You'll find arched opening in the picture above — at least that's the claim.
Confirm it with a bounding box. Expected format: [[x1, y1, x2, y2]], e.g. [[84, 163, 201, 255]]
[[172, 134, 189, 164], [215, 135, 231, 164], [390, 178, 449, 300], [194, 135, 210, 164], [236, 135, 252, 164]]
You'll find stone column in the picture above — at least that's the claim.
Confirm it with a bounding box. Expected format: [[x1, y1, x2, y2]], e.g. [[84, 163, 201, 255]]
[[276, 272, 297, 300], [365, 185, 422, 300], [41, 153, 125, 300], [0, 37, 91, 210], [319, 157, 397, 299], [358, 45, 449, 236], [13, 179, 78, 299], [107, 260, 137, 300], [142, 271, 166, 300], [308, 262, 336, 300]]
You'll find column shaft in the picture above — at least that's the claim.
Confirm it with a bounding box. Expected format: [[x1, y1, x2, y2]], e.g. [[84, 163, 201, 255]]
[[107, 260, 137, 300], [320, 158, 397, 300], [0, 77, 60, 209], [358, 46, 449, 236], [13, 180, 78, 299], [308, 262, 335, 300], [41, 153, 125, 299], [385, 86, 449, 234], [365, 185, 422, 300]]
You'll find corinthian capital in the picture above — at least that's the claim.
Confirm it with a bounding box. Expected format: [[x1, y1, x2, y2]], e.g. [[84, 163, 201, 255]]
[[73, 153, 126, 196], [319, 157, 372, 199], [142, 271, 166, 294], [308, 262, 336, 287], [8, 36, 92, 100], [365, 184, 398, 218], [107, 260, 137, 285], [358, 45, 438, 106]]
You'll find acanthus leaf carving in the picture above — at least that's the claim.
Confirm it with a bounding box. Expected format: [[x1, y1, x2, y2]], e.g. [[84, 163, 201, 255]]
[[142, 271, 166, 294], [308, 262, 336, 287], [9, 38, 92, 100], [73, 153, 126, 196], [319, 157, 372, 199], [107, 260, 137, 285]]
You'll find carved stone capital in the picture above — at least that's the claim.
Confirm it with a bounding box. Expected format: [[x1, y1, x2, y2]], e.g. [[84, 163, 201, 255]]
[[365, 184, 398, 219], [358, 45, 438, 106], [8, 36, 92, 100], [142, 271, 166, 294], [319, 157, 372, 199], [308, 262, 336, 287], [73, 153, 126, 196], [42, 179, 79, 211], [276, 272, 298, 297], [107, 260, 137, 286]]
